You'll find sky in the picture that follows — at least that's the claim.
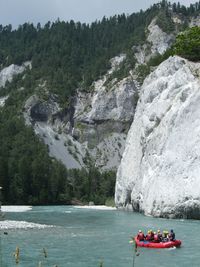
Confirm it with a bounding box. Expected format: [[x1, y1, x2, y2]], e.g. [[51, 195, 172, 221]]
[[0, 0, 198, 28]]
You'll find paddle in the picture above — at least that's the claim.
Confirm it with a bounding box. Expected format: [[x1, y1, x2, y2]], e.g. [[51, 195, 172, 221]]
[[129, 236, 140, 267]]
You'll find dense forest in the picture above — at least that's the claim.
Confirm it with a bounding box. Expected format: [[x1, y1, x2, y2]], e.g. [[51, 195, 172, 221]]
[[0, 0, 200, 102], [0, 89, 116, 205], [0, 0, 199, 205]]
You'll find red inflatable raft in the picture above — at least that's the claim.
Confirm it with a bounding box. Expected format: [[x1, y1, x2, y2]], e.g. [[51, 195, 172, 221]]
[[134, 237, 181, 248]]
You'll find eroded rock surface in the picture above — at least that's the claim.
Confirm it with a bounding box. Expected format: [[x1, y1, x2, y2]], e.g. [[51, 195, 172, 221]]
[[115, 56, 200, 219], [23, 59, 139, 170], [0, 62, 31, 88]]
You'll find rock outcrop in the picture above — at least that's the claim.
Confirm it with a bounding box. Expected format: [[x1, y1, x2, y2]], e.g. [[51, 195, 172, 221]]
[[21, 17, 177, 171], [0, 96, 9, 107], [147, 19, 174, 55], [189, 16, 200, 27], [115, 56, 200, 219], [0, 62, 31, 88], [74, 77, 136, 123], [23, 55, 139, 170], [23, 94, 84, 169], [134, 19, 174, 65], [73, 75, 138, 170]]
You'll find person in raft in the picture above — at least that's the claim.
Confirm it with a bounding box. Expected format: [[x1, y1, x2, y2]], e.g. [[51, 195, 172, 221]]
[[145, 230, 154, 241], [150, 229, 154, 240], [153, 231, 161, 242], [137, 230, 145, 241], [157, 230, 162, 241], [168, 229, 175, 241], [162, 230, 169, 242], [137, 229, 175, 242]]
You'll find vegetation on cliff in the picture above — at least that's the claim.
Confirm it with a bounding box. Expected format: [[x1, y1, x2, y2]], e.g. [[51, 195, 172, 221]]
[[173, 26, 200, 61], [0, 1, 186, 102]]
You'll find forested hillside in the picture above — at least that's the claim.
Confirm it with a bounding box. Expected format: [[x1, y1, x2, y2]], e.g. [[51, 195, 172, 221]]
[[0, 0, 199, 205], [1, 1, 199, 102]]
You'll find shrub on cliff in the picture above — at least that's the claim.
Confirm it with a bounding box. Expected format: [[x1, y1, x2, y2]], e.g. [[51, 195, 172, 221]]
[[173, 26, 200, 61]]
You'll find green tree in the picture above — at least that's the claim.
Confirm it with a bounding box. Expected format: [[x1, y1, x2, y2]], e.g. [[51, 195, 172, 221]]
[[173, 26, 200, 61]]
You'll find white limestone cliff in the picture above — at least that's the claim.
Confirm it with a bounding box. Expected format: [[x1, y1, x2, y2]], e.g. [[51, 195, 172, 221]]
[[115, 56, 200, 219], [0, 62, 31, 88], [74, 76, 138, 123], [23, 55, 138, 170], [0, 96, 9, 107], [189, 16, 200, 27], [147, 19, 174, 55], [134, 19, 174, 65], [73, 66, 138, 170]]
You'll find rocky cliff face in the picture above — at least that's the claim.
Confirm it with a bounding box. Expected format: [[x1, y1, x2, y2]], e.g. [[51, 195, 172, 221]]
[[0, 62, 31, 88], [115, 56, 200, 219], [21, 17, 176, 170], [134, 19, 174, 65], [189, 15, 200, 27], [0, 62, 31, 107], [23, 59, 139, 170], [0, 96, 9, 107], [73, 73, 139, 169], [0, 17, 179, 171], [147, 19, 174, 55]]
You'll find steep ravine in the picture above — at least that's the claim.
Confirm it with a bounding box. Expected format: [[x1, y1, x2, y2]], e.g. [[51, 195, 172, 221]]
[[115, 56, 200, 219]]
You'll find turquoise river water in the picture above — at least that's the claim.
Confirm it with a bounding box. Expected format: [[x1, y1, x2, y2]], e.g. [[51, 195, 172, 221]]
[[1, 206, 200, 267]]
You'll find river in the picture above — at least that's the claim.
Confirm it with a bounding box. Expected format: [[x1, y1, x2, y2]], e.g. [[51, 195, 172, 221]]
[[0, 206, 199, 267]]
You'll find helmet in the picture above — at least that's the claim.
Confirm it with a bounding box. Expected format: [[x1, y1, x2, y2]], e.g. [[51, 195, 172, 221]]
[[139, 230, 142, 233], [154, 232, 156, 234], [157, 229, 160, 233], [148, 230, 150, 234]]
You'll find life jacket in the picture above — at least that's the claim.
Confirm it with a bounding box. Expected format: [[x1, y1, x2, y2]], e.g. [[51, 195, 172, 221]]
[[150, 232, 154, 239], [169, 232, 175, 241], [146, 233, 152, 241], [163, 231, 168, 238], [137, 233, 145, 241], [154, 234, 159, 242], [158, 233, 162, 241]]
